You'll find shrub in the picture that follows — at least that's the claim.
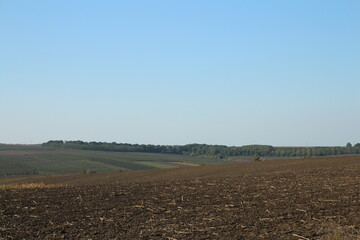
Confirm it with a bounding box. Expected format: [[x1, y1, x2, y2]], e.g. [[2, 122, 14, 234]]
[[82, 168, 96, 174], [253, 155, 261, 162]]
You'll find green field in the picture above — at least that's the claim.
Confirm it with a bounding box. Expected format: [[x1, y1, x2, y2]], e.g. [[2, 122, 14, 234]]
[[0, 149, 229, 177]]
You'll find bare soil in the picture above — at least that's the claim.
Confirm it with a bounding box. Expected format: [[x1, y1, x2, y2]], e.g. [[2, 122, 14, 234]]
[[1, 156, 360, 239]]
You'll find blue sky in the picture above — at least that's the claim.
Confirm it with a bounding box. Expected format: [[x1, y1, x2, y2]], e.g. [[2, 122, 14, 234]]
[[1, 0, 359, 146]]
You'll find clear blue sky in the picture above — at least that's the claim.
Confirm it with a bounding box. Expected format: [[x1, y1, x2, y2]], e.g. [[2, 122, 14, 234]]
[[1, 0, 359, 146]]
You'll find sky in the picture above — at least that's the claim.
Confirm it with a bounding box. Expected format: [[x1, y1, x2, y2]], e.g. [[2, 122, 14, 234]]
[[0, 0, 359, 146]]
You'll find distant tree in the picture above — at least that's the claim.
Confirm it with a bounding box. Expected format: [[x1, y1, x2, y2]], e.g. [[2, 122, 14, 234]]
[[42, 140, 64, 149], [41, 140, 358, 158], [354, 143, 360, 154]]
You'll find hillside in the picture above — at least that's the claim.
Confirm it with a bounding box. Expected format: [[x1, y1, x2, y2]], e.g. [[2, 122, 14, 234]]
[[0, 149, 228, 177], [1, 155, 360, 239], [2, 141, 360, 177]]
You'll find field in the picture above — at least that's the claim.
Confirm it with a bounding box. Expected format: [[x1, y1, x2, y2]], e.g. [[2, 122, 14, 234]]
[[1, 155, 360, 239], [0, 149, 227, 177]]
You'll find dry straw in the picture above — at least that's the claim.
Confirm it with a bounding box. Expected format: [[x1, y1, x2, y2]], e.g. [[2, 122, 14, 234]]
[[0, 183, 64, 190]]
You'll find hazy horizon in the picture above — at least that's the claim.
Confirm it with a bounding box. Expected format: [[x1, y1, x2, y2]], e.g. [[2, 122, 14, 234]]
[[1, 1, 359, 146], [0, 139, 356, 148]]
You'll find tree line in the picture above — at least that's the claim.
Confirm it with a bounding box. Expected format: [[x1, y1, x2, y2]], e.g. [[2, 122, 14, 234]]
[[42, 140, 360, 158]]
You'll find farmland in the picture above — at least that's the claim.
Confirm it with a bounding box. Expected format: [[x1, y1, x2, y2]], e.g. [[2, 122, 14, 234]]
[[1, 155, 360, 239], [2, 141, 359, 178], [0, 149, 228, 177]]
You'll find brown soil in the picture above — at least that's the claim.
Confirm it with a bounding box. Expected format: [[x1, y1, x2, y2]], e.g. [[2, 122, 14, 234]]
[[1, 156, 360, 239]]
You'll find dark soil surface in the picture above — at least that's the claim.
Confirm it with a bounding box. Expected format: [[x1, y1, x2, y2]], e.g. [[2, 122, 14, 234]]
[[1, 156, 360, 239]]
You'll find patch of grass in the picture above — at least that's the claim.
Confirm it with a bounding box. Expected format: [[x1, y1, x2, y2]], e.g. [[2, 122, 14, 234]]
[[0, 144, 44, 150], [138, 161, 175, 169], [0, 183, 64, 189], [0, 177, 26, 184]]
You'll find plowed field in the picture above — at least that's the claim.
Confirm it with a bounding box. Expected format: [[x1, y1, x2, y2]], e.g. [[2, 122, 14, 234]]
[[1, 156, 360, 239]]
